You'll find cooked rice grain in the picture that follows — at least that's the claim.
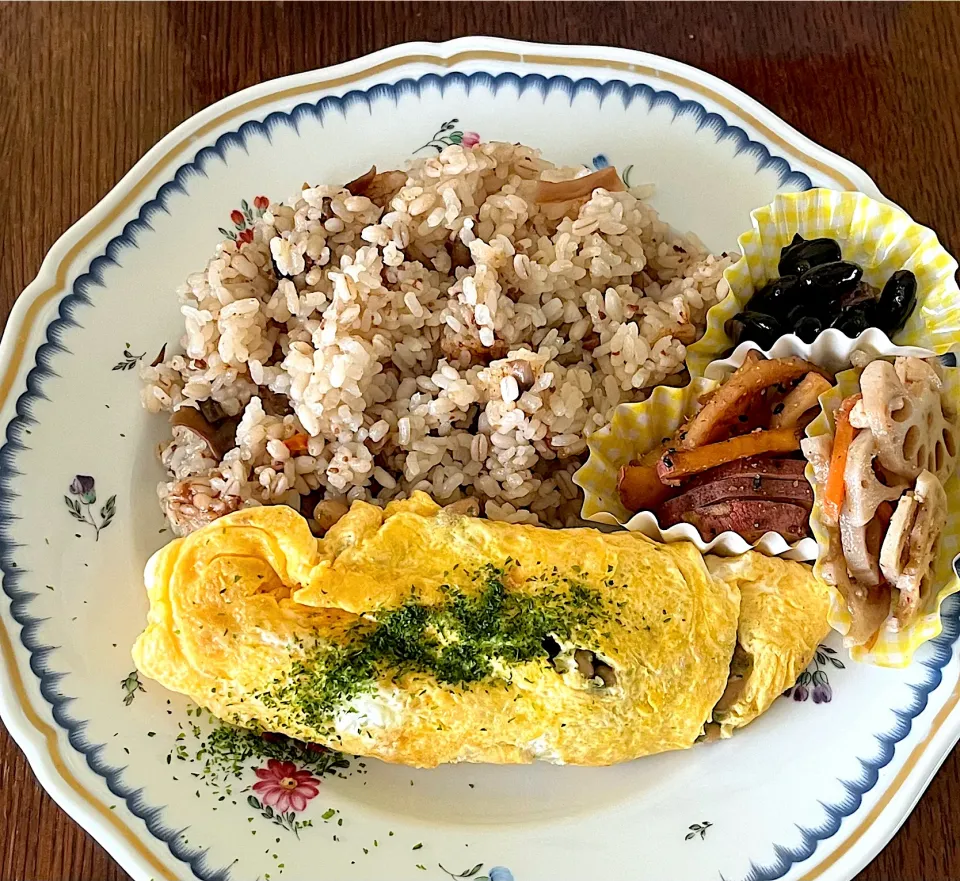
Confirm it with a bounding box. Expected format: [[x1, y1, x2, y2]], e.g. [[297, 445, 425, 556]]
[[142, 142, 734, 533]]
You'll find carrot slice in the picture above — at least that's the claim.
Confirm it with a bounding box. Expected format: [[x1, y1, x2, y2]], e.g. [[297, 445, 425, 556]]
[[822, 394, 861, 524], [285, 433, 310, 454], [656, 427, 801, 485]]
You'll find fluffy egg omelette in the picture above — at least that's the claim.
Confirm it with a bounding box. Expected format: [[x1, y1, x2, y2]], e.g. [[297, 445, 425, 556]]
[[133, 492, 830, 767]]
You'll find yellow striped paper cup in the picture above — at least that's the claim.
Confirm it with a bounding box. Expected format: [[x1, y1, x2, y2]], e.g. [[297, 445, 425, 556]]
[[805, 362, 960, 667], [573, 369, 816, 560], [686, 188, 960, 378]]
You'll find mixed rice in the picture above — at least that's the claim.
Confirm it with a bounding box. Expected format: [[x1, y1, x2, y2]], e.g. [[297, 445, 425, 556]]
[[141, 141, 735, 534]]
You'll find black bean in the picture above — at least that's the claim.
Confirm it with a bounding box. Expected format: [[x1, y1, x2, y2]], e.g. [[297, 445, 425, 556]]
[[837, 280, 881, 312], [746, 275, 799, 318], [798, 261, 863, 306], [778, 237, 843, 277], [794, 315, 823, 343], [876, 270, 918, 335], [725, 311, 783, 349], [785, 300, 818, 325], [830, 303, 872, 337], [778, 232, 805, 264]]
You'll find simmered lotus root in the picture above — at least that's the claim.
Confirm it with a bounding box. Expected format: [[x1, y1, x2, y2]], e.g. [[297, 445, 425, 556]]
[[842, 432, 906, 528], [800, 434, 832, 485], [879, 470, 948, 627], [838, 432, 905, 586], [851, 358, 958, 482], [839, 513, 879, 587], [820, 551, 892, 647]]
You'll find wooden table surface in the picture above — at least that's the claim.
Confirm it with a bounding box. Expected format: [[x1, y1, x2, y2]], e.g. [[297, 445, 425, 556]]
[[1, 2, 959, 879]]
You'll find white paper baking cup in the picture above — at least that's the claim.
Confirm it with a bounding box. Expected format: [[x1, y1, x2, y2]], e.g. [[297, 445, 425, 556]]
[[686, 188, 960, 378], [574, 332, 918, 561]]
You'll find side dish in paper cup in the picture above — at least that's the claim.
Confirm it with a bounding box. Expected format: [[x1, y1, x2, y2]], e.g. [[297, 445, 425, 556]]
[[801, 354, 960, 666], [574, 352, 825, 560], [686, 188, 960, 377]]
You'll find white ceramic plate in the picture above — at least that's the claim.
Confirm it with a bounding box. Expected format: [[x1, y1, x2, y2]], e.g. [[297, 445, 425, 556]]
[[2, 36, 958, 881]]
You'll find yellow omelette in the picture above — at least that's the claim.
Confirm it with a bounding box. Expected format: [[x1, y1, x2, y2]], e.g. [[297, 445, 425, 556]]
[[133, 492, 829, 767]]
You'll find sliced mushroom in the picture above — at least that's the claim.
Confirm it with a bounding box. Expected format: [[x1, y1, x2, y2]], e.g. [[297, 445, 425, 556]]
[[713, 676, 746, 716], [570, 649, 618, 687], [259, 388, 294, 418], [573, 649, 595, 679], [504, 359, 536, 392], [443, 497, 481, 517], [372, 171, 409, 207], [342, 165, 408, 207], [313, 498, 350, 534], [170, 407, 238, 461], [535, 166, 625, 204], [199, 398, 225, 424], [344, 165, 377, 195], [447, 238, 473, 270], [698, 722, 723, 744], [593, 663, 618, 688], [150, 344, 168, 367], [712, 643, 753, 716], [300, 490, 326, 532]]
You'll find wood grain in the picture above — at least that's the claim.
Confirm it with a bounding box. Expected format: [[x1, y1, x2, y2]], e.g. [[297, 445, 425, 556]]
[[0, 3, 958, 879]]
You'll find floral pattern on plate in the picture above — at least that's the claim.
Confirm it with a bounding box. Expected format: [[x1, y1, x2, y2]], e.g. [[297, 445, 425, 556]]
[[784, 644, 845, 703], [685, 821, 713, 841], [112, 344, 144, 372], [63, 476, 116, 541], [120, 671, 145, 706], [415, 119, 480, 154], [440, 863, 514, 881], [219, 195, 269, 244], [170, 719, 351, 841], [248, 759, 321, 838]]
